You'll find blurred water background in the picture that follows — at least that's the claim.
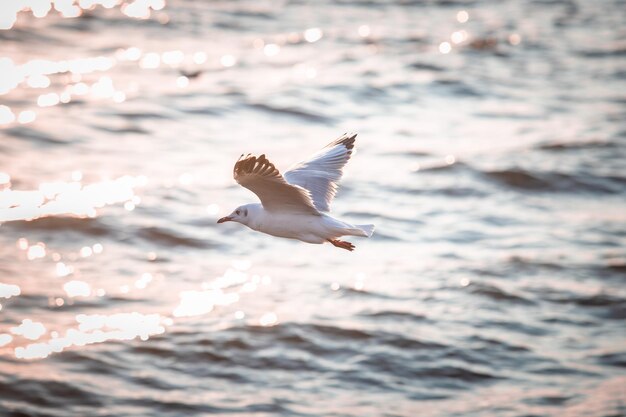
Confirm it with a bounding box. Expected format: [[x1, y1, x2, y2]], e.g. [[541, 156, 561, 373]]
[[1, 0, 625, 416]]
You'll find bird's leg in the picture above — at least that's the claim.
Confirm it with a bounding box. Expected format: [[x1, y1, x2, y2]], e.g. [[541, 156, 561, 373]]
[[327, 239, 355, 251]]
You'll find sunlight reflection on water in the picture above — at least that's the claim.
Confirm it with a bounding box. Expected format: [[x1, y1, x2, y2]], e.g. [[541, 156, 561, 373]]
[[1, 260, 271, 360], [0, 0, 166, 30], [0, 175, 147, 222], [14, 312, 166, 360], [0, 283, 21, 299]]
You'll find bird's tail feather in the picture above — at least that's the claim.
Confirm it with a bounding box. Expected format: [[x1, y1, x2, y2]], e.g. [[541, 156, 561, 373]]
[[356, 224, 375, 238], [326, 216, 375, 238]]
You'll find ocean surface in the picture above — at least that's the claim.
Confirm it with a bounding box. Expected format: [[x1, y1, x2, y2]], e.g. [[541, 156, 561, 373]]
[[1, 1, 625, 416]]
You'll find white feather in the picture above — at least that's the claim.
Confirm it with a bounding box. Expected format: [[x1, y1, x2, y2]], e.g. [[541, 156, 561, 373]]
[[284, 133, 356, 212], [222, 133, 373, 250]]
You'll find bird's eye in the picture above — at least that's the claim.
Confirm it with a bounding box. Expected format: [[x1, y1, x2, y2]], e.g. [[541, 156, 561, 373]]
[[236, 210, 240, 215]]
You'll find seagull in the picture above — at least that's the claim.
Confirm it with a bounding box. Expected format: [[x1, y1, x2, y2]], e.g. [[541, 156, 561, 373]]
[[217, 133, 374, 251]]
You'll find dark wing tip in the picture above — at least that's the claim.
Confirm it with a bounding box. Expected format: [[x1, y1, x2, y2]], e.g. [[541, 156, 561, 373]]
[[234, 153, 280, 179], [234, 154, 253, 177], [328, 132, 357, 152]]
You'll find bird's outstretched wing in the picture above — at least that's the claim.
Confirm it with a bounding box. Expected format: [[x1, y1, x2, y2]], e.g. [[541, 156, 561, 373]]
[[284, 133, 356, 212], [234, 154, 320, 215]]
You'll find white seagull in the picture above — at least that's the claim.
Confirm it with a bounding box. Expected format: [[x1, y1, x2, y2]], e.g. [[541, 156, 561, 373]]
[[217, 133, 374, 251]]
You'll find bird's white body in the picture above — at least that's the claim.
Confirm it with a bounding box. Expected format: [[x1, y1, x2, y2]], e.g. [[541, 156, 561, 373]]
[[217, 133, 374, 251], [239, 203, 372, 244]]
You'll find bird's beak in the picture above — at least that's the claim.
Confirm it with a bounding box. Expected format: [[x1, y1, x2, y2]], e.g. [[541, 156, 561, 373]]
[[217, 216, 233, 224]]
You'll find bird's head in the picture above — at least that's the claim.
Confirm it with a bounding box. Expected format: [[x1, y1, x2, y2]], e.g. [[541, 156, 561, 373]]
[[217, 204, 257, 226]]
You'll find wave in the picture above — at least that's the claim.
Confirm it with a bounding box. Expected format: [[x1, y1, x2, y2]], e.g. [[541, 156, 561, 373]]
[[413, 159, 625, 194], [431, 78, 483, 97], [338, 287, 399, 299], [577, 47, 626, 58], [0, 26, 66, 44], [478, 320, 550, 336], [0, 377, 104, 409], [247, 102, 333, 123], [5, 126, 68, 145], [605, 261, 626, 273], [484, 169, 559, 190], [529, 364, 599, 377], [416, 161, 468, 172], [305, 323, 374, 341], [417, 365, 498, 382], [538, 291, 626, 320], [113, 111, 171, 120], [473, 111, 542, 120], [61, 350, 128, 377], [483, 169, 626, 193], [538, 140, 617, 151], [592, 352, 626, 368], [433, 186, 488, 197], [467, 282, 534, 305], [136, 226, 211, 249], [381, 149, 432, 157], [522, 394, 574, 406], [178, 106, 224, 116], [209, 322, 443, 352], [541, 316, 597, 327], [542, 293, 625, 307], [467, 335, 530, 353], [91, 124, 149, 135], [3, 216, 112, 236], [507, 255, 565, 271], [408, 62, 445, 72], [123, 398, 228, 414], [358, 310, 427, 322]]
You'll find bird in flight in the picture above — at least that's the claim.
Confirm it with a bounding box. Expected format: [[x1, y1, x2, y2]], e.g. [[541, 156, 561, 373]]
[[217, 133, 374, 251]]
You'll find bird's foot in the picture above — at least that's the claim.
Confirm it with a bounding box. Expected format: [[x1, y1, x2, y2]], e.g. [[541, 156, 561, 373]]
[[327, 239, 355, 251]]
